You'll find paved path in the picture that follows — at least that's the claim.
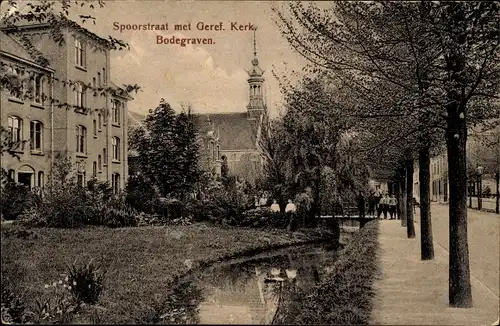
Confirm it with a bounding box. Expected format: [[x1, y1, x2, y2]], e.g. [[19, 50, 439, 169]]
[[418, 204, 499, 298], [371, 219, 499, 325]]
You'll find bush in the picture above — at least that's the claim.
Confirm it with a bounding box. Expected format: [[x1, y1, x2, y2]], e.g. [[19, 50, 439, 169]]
[[274, 220, 379, 325], [0, 181, 38, 220], [66, 259, 106, 305], [125, 174, 160, 214], [18, 179, 139, 228]]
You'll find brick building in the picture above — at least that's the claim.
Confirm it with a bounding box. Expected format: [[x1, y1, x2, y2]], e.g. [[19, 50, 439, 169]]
[[1, 14, 132, 191]]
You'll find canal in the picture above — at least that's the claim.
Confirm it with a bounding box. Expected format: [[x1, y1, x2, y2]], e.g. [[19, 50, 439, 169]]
[[164, 239, 346, 324]]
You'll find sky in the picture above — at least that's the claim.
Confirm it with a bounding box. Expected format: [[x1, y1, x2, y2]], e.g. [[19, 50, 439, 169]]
[[17, 0, 313, 117]]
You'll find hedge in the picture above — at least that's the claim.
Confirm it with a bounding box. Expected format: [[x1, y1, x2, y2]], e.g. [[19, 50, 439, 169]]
[[273, 220, 379, 325]]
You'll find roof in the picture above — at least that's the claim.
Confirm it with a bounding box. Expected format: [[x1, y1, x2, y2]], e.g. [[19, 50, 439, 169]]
[[127, 110, 260, 151], [110, 81, 134, 100], [194, 112, 259, 150], [128, 110, 147, 129], [0, 11, 112, 48], [0, 30, 50, 66]]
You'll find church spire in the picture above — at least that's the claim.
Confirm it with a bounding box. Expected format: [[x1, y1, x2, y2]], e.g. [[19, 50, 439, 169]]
[[246, 27, 266, 119]]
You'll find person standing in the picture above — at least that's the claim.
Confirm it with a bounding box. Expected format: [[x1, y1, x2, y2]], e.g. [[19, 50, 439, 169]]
[[270, 199, 280, 213], [259, 193, 268, 207], [377, 195, 384, 219], [381, 193, 390, 219], [285, 199, 298, 232], [388, 194, 398, 220], [374, 186, 382, 211], [367, 191, 376, 217], [356, 191, 366, 218]]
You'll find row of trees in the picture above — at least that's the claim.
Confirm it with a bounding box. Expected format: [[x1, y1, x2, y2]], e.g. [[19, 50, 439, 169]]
[[273, 1, 499, 308]]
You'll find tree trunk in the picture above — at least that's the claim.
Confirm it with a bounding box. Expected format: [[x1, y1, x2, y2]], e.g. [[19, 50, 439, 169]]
[[447, 103, 472, 308], [395, 178, 401, 220], [399, 169, 410, 227], [495, 172, 499, 215], [419, 145, 434, 259], [406, 158, 416, 238], [400, 166, 407, 227]]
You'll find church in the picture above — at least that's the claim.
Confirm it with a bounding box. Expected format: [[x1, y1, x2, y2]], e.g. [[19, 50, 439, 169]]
[[129, 34, 269, 185]]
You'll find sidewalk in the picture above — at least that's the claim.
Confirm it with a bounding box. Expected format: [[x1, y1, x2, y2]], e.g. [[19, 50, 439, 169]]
[[420, 203, 499, 298], [370, 220, 499, 325]]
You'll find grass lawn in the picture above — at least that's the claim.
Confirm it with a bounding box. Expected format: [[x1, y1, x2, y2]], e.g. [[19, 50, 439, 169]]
[[1, 223, 328, 323]]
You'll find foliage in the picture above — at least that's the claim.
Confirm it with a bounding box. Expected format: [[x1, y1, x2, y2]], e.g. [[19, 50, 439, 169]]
[[273, 221, 379, 325], [1, 283, 29, 324], [16, 156, 138, 228], [129, 100, 201, 199], [66, 259, 106, 305], [0, 178, 38, 220], [31, 284, 79, 325], [125, 173, 160, 214]]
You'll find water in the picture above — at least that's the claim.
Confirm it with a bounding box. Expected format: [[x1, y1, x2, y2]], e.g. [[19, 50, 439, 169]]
[[180, 242, 340, 324]]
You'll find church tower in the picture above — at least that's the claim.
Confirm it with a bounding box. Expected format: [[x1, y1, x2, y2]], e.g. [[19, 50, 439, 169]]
[[246, 29, 267, 120]]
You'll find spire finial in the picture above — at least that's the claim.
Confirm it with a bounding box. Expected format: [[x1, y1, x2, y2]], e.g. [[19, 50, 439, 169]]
[[253, 28, 257, 58], [251, 27, 259, 67]]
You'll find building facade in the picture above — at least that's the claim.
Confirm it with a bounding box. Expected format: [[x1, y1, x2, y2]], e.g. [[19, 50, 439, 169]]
[[413, 123, 499, 208], [1, 15, 131, 191]]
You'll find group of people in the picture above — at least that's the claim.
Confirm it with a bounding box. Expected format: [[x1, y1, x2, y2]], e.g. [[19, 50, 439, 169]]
[[358, 187, 399, 220], [255, 194, 297, 214]]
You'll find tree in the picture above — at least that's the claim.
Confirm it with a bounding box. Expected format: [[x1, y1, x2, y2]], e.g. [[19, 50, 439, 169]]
[[273, 1, 499, 307], [129, 99, 201, 199]]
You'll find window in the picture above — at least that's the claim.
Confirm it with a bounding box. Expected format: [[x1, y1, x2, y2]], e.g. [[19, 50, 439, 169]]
[[216, 145, 220, 160], [75, 82, 85, 109], [93, 120, 97, 136], [30, 120, 43, 151], [112, 137, 120, 161], [103, 68, 106, 85], [38, 171, 44, 188], [77, 172, 85, 187], [7, 116, 22, 142], [92, 77, 96, 89], [112, 173, 120, 193], [76, 125, 86, 153], [75, 37, 85, 67], [92, 161, 97, 177], [103, 148, 107, 165], [97, 72, 101, 87], [98, 155, 102, 171], [98, 113, 102, 130], [112, 101, 121, 125], [10, 67, 25, 99], [33, 74, 43, 104], [8, 169, 15, 181]]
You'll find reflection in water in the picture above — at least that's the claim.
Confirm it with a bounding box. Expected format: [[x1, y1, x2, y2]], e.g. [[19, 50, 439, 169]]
[[185, 243, 338, 325]]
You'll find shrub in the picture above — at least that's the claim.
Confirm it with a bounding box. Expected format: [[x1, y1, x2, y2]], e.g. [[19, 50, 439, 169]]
[[66, 259, 106, 305], [274, 220, 379, 325], [0, 181, 38, 220], [1, 282, 29, 324]]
